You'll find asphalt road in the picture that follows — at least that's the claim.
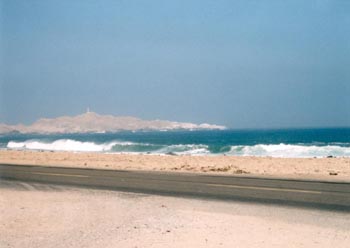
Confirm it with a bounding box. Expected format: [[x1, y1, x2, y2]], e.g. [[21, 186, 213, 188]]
[[1, 163, 350, 209]]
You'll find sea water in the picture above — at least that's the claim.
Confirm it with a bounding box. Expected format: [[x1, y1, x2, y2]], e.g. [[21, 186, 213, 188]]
[[1, 128, 350, 158]]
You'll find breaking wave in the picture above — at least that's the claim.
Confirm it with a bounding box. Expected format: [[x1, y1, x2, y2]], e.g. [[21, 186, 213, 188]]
[[7, 139, 119, 152], [228, 144, 350, 158], [6, 140, 350, 157], [6, 139, 210, 155]]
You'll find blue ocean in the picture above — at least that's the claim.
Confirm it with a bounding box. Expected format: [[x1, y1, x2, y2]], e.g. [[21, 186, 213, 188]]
[[1, 128, 350, 158]]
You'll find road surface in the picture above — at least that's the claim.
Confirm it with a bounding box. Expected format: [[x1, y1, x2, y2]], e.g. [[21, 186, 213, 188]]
[[1, 163, 350, 208]]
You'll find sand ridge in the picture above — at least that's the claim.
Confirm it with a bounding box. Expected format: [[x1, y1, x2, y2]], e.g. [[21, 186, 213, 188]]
[[1, 150, 350, 181]]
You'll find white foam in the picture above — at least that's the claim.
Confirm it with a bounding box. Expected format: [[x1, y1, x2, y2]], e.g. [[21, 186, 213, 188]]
[[155, 144, 210, 155], [7, 139, 130, 152], [228, 143, 350, 158], [7, 139, 350, 157]]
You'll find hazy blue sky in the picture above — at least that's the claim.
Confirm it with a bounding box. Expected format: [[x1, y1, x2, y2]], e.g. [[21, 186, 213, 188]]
[[1, 0, 349, 128]]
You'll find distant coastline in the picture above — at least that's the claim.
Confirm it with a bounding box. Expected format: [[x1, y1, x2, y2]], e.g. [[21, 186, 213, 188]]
[[0, 112, 226, 134]]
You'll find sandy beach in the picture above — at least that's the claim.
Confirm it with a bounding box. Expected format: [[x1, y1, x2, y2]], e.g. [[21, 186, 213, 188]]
[[1, 150, 349, 181]]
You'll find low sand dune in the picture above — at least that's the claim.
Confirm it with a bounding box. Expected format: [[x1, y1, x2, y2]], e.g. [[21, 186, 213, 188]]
[[1, 150, 349, 181]]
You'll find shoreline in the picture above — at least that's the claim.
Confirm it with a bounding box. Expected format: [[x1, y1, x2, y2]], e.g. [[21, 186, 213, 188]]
[[1, 150, 350, 181]]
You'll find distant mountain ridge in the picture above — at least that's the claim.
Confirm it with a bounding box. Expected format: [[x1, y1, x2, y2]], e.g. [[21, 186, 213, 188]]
[[0, 112, 226, 134]]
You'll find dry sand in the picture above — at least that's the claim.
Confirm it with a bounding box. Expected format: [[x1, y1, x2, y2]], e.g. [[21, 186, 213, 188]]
[[1, 180, 349, 248], [1, 150, 350, 180]]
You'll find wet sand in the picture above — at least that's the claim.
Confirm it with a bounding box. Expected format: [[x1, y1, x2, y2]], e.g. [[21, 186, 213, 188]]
[[1, 150, 350, 181]]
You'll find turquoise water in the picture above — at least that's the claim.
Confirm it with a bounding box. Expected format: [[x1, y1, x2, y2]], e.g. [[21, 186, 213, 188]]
[[2, 128, 350, 158]]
